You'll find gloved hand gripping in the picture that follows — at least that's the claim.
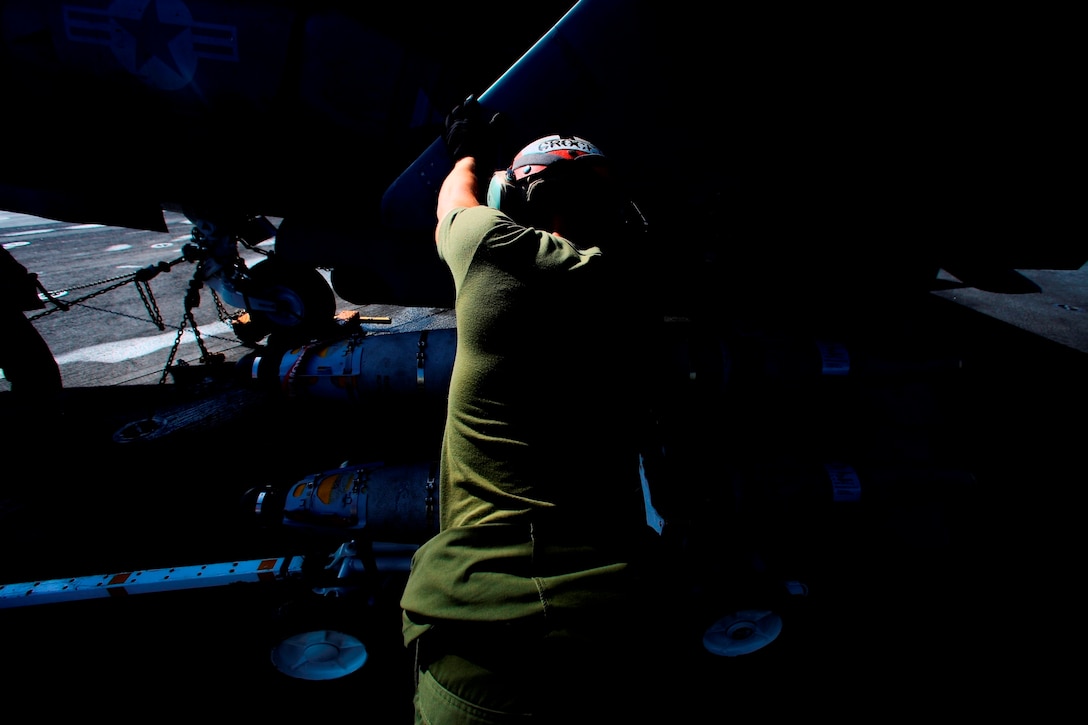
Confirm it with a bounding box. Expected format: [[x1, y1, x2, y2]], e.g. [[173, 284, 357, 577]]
[[444, 95, 504, 165]]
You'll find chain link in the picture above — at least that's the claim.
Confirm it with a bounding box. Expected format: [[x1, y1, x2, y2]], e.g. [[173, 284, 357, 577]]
[[161, 314, 190, 384], [159, 276, 231, 384], [210, 287, 234, 324], [22, 254, 242, 386], [29, 256, 186, 326], [135, 280, 165, 330]]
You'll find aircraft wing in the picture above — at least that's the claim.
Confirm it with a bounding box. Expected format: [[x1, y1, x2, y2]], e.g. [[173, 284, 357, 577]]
[[382, 1, 1083, 317], [0, 0, 574, 230], [1, 0, 1080, 316]]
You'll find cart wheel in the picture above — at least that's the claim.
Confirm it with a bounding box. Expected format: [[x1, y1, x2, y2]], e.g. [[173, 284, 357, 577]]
[[271, 627, 369, 681], [264, 592, 370, 682]]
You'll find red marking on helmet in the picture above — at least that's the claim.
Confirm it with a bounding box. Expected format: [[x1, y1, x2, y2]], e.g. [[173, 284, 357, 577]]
[[513, 164, 550, 180]]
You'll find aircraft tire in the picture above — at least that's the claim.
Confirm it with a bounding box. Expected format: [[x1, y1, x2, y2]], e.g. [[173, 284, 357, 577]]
[[245, 257, 336, 345]]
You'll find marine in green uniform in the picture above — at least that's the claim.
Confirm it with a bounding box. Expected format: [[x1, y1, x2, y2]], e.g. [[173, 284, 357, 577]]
[[400, 101, 674, 724]]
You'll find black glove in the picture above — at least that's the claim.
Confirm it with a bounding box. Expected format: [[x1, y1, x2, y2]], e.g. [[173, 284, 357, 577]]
[[444, 95, 503, 164]]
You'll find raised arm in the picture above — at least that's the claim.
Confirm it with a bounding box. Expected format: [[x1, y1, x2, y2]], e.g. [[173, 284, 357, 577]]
[[435, 157, 484, 242], [435, 97, 501, 242]]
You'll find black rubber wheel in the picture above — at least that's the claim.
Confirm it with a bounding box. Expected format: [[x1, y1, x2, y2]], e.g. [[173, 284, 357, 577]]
[[244, 257, 336, 344]]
